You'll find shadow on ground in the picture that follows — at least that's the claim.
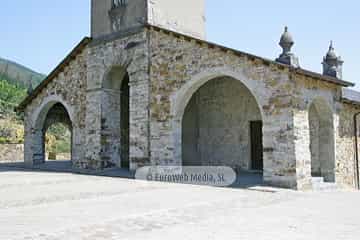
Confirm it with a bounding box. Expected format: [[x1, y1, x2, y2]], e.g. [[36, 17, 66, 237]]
[[0, 161, 270, 190]]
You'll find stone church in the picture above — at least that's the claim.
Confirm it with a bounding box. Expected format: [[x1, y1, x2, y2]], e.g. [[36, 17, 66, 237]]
[[16, 0, 360, 190]]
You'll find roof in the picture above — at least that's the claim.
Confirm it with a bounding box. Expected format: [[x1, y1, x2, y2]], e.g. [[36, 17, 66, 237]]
[[16, 24, 355, 112], [145, 24, 354, 88], [342, 88, 360, 105], [16, 37, 91, 112]]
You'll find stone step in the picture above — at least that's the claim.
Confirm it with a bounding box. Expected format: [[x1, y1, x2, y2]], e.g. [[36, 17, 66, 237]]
[[312, 182, 338, 191], [311, 177, 338, 191], [311, 177, 324, 184]]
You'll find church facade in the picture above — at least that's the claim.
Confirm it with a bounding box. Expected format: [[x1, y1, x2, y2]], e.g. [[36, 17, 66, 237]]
[[17, 0, 360, 190]]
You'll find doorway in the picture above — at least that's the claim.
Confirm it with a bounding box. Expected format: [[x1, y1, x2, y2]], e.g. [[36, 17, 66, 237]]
[[250, 120, 263, 171]]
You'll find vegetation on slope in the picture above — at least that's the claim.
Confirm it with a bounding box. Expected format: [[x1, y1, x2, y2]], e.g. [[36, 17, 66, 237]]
[[0, 79, 26, 144], [0, 79, 27, 117], [0, 57, 45, 88]]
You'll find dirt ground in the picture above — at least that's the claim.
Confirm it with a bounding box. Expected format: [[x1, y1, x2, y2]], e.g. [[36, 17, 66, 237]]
[[0, 170, 359, 240]]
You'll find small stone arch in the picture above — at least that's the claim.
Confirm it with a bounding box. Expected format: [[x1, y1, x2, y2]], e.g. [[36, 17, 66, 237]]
[[308, 97, 336, 182], [32, 96, 75, 131], [172, 67, 266, 172], [30, 96, 75, 165]]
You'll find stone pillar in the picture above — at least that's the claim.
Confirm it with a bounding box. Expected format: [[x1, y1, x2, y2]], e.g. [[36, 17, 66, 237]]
[[24, 113, 45, 167], [24, 118, 35, 166], [85, 62, 131, 169], [293, 110, 313, 190], [71, 124, 86, 169], [84, 89, 104, 169], [101, 89, 121, 167], [85, 88, 123, 169], [128, 69, 151, 170], [262, 112, 298, 189]]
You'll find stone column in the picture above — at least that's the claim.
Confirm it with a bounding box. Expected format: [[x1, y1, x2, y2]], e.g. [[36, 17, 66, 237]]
[[24, 115, 34, 166], [84, 89, 104, 169], [71, 124, 86, 169], [293, 110, 313, 190], [85, 88, 123, 169], [128, 69, 151, 170], [24, 113, 45, 167], [262, 109, 298, 189], [100, 89, 121, 167]]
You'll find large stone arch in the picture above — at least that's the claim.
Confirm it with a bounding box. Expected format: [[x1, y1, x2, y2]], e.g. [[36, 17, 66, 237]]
[[171, 67, 268, 173], [26, 95, 77, 166], [172, 67, 266, 121], [308, 97, 336, 182]]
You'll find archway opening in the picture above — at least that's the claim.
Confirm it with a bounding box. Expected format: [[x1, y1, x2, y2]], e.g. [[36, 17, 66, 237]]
[[309, 98, 335, 182], [42, 103, 72, 165], [45, 123, 71, 161], [103, 66, 130, 169], [181, 76, 263, 173]]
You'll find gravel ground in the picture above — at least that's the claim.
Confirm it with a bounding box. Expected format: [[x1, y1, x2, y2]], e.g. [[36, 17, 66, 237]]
[[0, 170, 360, 240]]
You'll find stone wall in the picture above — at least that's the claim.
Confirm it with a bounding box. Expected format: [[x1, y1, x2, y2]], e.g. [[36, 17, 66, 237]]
[[148, 29, 298, 188], [336, 102, 360, 188], [23, 47, 88, 168], [0, 144, 24, 163]]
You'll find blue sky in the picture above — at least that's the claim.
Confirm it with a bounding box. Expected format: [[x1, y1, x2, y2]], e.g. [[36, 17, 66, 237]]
[[1, 0, 359, 88]]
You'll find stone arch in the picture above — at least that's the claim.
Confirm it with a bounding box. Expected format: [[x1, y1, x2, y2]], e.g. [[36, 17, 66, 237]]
[[102, 65, 129, 90], [30, 96, 75, 165], [32, 96, 75, 131], [101, 65, 130, 168], [172, 68, 265, 172], [172, 67, 265, 121], [308, 97, 336, 182]]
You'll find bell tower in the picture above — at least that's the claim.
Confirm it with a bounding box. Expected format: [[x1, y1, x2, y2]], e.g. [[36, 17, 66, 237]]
[[91, 0, 206, 39]]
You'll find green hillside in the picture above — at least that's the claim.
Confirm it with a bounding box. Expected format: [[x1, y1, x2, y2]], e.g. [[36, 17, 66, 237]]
[[0, 57, 45, 118], [0, 57, 45, 89], [0, 78, 26, 143], [0, 58, 39, 144], [0, 79, 27, 117]]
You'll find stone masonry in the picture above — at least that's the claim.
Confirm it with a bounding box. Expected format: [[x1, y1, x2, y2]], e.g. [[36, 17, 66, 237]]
[[16, 0, 360, 190], [0, 144, 24, 163]]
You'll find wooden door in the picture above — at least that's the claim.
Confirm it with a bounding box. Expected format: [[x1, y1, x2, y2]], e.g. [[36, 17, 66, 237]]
[[250, 121, 263, 171]]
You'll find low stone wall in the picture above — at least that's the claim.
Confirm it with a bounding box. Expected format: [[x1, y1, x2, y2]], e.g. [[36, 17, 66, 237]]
[[46, 152, 71, 161], [0, 144, 24, 163]]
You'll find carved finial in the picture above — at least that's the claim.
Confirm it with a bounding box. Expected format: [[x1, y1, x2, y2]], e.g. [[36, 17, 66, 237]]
[[322, 41, 344, 79], [276, 26, 300, 67], [279, 26, 294, 49], [325, 41, 338, 61]]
